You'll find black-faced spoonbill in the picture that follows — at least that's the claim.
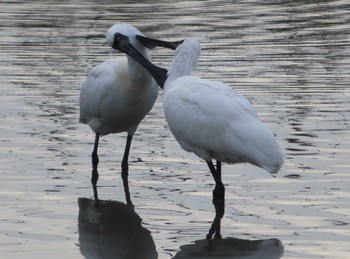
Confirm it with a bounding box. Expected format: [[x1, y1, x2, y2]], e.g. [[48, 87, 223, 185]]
[[118, 38, 284, 237], [167, 38, 284, 237], [79, 23, 182, 207], [162, 38, 284, 201]]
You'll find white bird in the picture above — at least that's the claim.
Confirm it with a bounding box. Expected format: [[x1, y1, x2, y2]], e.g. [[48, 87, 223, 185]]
[[116, 37, 284, 238], [162, 38, 284, 203], [79, 23, 182, 207]]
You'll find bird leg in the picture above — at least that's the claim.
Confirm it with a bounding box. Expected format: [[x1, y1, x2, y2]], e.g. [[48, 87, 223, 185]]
[[91, 133, 100, 208], [206, 197, 225, 240], [206, 160, 225, 239], [206, 160, 225, 203], [121, 134, 133, 205]]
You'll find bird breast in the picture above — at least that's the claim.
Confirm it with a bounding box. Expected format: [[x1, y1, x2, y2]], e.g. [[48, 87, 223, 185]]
[[80, 58, 158, 135]]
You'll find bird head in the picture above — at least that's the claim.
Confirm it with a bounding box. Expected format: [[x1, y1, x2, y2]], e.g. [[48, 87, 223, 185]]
[[106, 23, 182, 88], [106, 23, 183, 52]]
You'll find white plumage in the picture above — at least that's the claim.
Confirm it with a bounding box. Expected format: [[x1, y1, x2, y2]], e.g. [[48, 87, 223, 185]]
[[80, 24, 158, 136], [80, 57, 157, 136], [163, 38, 284, 202], [79, 23, 180, 206], [164, 76, 283, 173], [114, 36, 284, 238]]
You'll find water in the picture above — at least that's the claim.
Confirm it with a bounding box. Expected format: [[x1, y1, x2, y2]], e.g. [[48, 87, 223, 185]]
[[1, 1, 349, 258]]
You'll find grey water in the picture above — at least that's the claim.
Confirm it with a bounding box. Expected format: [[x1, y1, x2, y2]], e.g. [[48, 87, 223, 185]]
[[1, 1, 349, 258]]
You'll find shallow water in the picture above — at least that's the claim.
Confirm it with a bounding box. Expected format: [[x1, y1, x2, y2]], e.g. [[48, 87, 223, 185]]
[[1, 1, 350, 258]]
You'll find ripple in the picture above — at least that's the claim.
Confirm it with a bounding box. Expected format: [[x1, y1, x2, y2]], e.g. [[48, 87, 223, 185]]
[[0, 0, 350, 258]]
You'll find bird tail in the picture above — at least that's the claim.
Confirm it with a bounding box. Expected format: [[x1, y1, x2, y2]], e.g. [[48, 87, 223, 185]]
[[262, 158, 284, 174], [259, 146, 285, 174]]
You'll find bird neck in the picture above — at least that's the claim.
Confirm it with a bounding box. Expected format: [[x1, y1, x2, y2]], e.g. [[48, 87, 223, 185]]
[[127, 50, 152, 83], [165, 38, 200, 89]]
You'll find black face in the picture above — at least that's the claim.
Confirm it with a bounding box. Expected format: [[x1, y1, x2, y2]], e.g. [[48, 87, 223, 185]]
[[112, 33, 128, 50], [112, 33, 168, 88]]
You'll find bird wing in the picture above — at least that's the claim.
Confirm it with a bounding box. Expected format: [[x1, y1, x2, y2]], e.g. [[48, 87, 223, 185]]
[[164, 76, 283, 173], [80, 59, 124, 122]]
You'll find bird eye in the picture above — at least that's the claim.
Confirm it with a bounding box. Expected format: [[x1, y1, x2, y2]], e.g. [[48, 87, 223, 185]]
[[114, 33, 122, 40], [114, 33, 124, 41]]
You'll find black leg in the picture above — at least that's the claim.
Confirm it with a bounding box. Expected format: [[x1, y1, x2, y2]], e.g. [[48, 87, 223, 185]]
[[216, 160, 221, 179], [206, 160, 225, 240], [91, 133, 100, 208], [206, 160, 225, 203], [121, 134, 133, 205], [206, 197, 225, 240], [213, 197, 224, 239]]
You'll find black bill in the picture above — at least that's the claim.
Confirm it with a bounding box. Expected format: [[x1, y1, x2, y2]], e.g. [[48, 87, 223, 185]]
[[136, 35, 183, 50], [113, 33, 168, 88]]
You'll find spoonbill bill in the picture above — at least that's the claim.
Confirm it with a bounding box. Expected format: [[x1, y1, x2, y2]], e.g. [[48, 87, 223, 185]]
[[79, 23, 182, 207]]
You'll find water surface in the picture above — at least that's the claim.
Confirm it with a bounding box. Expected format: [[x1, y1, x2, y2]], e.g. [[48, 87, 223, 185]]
[[1, 1, 349, 258]]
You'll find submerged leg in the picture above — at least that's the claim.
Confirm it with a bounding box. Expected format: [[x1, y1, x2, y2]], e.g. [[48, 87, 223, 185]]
[[206, 160, 225, 203], [91, 133, 100, 208], [121, 134, 133, 205]]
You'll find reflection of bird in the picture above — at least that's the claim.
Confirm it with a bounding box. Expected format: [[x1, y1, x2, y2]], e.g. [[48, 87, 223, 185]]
[[79, 23, 181, 206], [173, 194, 284, 259], [78, 197, 157, 259], [162, 38, 284, 202], [172, 236, 284, 259]]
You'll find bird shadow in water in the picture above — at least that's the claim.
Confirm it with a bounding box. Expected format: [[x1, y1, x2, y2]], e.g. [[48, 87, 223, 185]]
[[78, 197, 284, 259], [77, 197, 157, 259], [172, 199, 284, 259]]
